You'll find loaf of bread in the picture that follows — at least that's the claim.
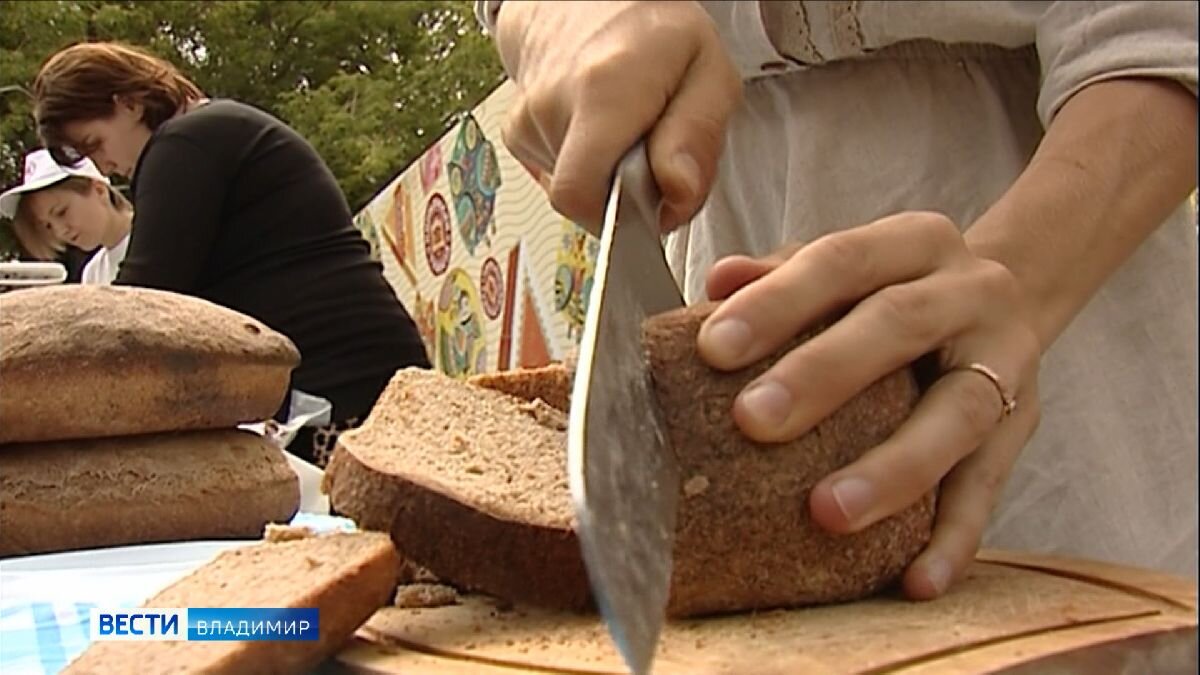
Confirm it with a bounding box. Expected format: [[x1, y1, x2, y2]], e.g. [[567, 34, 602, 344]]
[[0, 285, 300, 444], [63, 532, 400, 675], [325, 302, 934, 617], [468, 362, 574, 413], [645, 302, 935, 616], [0, 429, 301, 557]]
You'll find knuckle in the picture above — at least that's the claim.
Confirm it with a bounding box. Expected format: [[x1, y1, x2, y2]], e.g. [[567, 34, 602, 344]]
[[548, 175, 596, 225], [576, 53, 631, 94], [974, 259, 1020, 302], [914, 210, 960, 238], [522, 87, 560, 129], [647, 8, 710, 48], [501, 116, 548, 180], [679, 3, 715, 32], [910, 211, 964, 257], [510, 149, 544, 184], [871, 285, 938, 344], [769, 241, 805, 264], [810, 231, 872, 283]]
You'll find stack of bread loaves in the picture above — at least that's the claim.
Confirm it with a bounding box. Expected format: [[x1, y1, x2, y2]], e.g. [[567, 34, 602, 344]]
[[0, 285, 304, 557]]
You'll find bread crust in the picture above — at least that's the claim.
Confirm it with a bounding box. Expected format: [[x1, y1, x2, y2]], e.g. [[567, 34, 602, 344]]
[[468, 362, 574, 413], [0, 285, 299, 443]]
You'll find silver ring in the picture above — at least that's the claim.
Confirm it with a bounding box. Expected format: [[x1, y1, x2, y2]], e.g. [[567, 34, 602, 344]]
[[955, 363, 1016, 419]]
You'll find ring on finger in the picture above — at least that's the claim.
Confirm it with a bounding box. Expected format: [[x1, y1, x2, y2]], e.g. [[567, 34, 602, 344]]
[[951, 362, 1017, 420]]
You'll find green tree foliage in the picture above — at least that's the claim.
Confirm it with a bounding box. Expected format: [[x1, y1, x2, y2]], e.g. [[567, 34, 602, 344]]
[[0, 0, 505, 260]]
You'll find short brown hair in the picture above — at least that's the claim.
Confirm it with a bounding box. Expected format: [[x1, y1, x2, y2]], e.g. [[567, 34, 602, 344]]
[[10, 177, 132, 261], [33, 42, 203, 164]]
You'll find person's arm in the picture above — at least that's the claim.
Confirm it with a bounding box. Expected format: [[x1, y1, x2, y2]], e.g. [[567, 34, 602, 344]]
[[968, 78, 1197, 349], [697, 3, 1198, 600], [698, 79, 1196, 600], [969, 0, 1199, 346], [114, 134, 227, 291]]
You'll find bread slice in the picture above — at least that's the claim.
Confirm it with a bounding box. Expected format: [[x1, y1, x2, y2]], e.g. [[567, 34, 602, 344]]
[[468, 362, 574, 412], [326, 302, 934, 617], [62, 532, 400, 675], [0, 429, 300, 557], [324, 368, 589, 611], [0, 285, 300, 444]]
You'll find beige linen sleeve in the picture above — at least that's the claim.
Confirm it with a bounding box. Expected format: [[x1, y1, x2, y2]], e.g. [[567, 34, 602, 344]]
[[1036, 1, 1198, 125]]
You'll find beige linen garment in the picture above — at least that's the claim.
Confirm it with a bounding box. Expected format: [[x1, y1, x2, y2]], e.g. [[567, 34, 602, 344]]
[[667, 1, 1198, 578]]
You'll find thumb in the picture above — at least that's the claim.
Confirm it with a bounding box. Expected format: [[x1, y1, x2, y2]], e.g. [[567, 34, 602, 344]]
[[648, 40, 743, 233]]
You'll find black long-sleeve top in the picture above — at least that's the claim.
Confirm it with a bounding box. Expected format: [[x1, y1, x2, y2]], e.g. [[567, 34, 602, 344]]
[[117, 99, 430, 420]]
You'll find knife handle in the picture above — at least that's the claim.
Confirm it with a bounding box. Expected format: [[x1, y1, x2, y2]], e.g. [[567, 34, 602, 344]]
[[614, 141, 663, 237]]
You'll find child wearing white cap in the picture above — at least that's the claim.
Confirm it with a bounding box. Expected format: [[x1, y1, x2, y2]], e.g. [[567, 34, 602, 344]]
[[0, 148, 132, 285]]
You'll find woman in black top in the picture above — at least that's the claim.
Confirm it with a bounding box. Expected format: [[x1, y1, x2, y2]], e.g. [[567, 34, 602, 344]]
[[33, 41, 431, 465]]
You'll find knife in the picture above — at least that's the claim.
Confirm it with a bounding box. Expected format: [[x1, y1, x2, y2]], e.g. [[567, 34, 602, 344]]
[[567, 142, 685, 675]]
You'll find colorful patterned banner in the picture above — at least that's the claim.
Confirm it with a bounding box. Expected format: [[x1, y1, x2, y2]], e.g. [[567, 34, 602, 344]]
[[353, 81, 598, 378]]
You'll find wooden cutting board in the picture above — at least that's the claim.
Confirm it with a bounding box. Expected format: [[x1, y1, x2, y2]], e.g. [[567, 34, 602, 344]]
[[332, 549, 1197, 674]]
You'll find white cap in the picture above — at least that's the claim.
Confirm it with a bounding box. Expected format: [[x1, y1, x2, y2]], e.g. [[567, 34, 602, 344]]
[[0, 149, 109, 220]]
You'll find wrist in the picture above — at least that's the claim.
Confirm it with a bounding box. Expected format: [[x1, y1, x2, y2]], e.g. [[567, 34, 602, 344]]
[[966, 79, 1196, 350]]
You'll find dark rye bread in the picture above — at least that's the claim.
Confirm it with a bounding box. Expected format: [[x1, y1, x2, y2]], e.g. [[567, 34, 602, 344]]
[[326, 303, 934, 618], [0, 429, 300, 557], [0, 285, 299, 444], [647, 301, 935, 616], [63, 532, 400, 675], [324, 369, 588, 610]]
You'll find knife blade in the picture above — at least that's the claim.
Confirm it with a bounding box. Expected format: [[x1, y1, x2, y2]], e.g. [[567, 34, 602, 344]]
[[567, 142, 685, 675]]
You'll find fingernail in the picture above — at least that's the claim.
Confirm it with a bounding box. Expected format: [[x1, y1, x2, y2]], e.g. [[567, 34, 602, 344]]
[[738, 380, 793, 428], [830, 477, 874, 524], [923, 556, 953, 596], [702, 318, 752, 364], [673, 152, 701, 199]]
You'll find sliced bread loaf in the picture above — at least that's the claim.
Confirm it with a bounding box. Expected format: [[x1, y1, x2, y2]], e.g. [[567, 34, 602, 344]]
[[324, 368, 589, 610], [0, 429, 300, 557], [326, 302, 933, 617], [0, 285, 299, 444], [62, 532, 400, 675]]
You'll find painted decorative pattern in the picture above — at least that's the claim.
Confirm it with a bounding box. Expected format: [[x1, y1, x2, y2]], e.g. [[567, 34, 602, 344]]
[[363, 81, 599, 377]]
